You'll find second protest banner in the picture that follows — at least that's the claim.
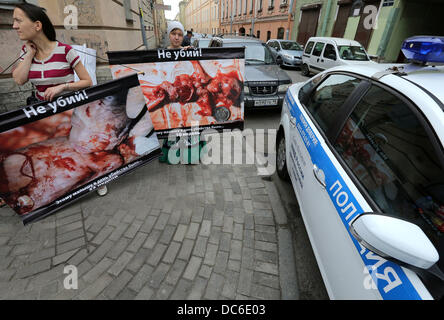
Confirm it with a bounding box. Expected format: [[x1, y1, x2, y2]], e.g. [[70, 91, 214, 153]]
[[107, 47, 245, 138]]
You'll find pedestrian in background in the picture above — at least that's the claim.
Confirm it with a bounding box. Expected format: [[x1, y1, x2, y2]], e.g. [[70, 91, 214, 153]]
[[11, 3, 109, 197], [182, 30, 193, 47]]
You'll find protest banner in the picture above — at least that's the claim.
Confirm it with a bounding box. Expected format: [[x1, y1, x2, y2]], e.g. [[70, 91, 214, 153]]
[[0, 74, 161, 224], [107, 47, 245, 139]]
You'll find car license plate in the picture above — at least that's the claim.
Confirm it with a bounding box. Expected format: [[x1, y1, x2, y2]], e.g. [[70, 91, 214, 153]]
[[254, 99, 278, 106]]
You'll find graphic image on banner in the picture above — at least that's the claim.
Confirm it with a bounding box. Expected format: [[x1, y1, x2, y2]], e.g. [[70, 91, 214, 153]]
[[107, 48, 245, 138], [0, 74, 161, 224]]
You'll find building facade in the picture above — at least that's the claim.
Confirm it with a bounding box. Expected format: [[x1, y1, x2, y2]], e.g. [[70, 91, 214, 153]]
[[178, 0, 188, 26], [291, 0, 444, 62], [220, 0, 294, 42], [184, 0, 220, 35]]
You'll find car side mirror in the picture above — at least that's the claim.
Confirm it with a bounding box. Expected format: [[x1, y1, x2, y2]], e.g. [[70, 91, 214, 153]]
[[350, 213, 439, 270]]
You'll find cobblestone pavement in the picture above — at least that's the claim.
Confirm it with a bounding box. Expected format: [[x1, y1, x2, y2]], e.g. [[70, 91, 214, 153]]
[[0, 148, 299, 300]]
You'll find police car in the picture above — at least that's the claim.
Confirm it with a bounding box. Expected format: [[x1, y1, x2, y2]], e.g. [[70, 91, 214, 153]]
[[276, 36, 444, 300]]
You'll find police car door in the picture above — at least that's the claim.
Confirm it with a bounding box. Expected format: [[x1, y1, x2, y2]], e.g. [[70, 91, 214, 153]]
[[287, 72, 435, 299], [287, 73, 378, 298]]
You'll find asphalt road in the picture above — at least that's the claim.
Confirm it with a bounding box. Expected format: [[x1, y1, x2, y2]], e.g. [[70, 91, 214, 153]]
[[244, 66, 329, 300]]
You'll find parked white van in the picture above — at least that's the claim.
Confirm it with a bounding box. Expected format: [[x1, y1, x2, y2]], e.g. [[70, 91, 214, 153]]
[[301, 37, 374, 76]]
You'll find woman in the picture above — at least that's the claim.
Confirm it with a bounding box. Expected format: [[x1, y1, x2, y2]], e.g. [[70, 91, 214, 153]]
[[12, 3, 92, 101], [11, 4, 108, 197], [167, 21, 187, 50]]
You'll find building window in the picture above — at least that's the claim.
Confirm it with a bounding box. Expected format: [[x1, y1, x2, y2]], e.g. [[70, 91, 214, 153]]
[[123, 0, 133, 22], [267, 30, 271, 41], [257, 30, 260, 38], [277, 27, 285, 39]]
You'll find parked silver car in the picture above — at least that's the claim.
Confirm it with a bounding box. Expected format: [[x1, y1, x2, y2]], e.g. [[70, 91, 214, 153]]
[[209, 36, 292, 109], [267, 39, 304, 68]]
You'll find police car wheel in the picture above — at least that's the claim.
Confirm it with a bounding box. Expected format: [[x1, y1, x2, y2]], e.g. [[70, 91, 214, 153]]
[[276, 133, 290, 181]]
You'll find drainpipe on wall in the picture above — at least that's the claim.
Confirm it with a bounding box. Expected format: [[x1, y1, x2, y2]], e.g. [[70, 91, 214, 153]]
[[285, 0, 295, 40], [230, 0, 234, 33], [139, 3, 149, 50], [320, 0, 333, 37], [251, 0, 257, 36]]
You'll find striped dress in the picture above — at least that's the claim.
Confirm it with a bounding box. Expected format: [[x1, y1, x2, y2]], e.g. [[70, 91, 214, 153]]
[[19, 41, 80, 101]]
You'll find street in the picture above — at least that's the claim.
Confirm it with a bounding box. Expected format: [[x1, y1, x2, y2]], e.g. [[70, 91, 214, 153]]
[[245, 66, 328, 299]]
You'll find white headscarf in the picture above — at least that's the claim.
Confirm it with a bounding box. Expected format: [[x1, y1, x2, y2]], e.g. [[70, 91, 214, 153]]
[[167, 21, 185, 37]]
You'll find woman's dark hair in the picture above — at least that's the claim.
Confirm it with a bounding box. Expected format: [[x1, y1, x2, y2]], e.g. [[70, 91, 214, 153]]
[[15, 3, 56, 41]]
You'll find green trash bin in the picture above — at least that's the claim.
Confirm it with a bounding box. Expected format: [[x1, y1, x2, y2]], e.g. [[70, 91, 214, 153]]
[[159, 135, 207, 165]]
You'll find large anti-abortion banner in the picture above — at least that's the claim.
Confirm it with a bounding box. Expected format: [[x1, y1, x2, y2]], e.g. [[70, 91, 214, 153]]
[[107, 47, 245, 139], [0, 74, 161, 224]]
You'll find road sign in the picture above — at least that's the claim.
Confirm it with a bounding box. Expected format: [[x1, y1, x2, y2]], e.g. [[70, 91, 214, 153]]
[[153, 3, 171, 11]]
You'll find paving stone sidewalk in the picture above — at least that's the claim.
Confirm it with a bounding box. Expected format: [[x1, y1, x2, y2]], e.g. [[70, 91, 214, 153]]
[[0, 150, 299, 300]]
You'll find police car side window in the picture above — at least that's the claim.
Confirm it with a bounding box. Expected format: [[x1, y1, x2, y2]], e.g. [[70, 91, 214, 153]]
[[334, 85, 444, 289], [304, 74, 361, 133], [305, 41, 314, 54]]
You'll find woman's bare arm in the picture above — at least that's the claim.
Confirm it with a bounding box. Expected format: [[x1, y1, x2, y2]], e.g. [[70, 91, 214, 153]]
[[12, 41, 35, 85], [43, 60, 93, 101], [68, 60, 93, 91]]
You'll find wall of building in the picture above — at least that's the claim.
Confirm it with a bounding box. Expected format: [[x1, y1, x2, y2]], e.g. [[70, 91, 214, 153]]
[[291, 0, 325, 42], [220, 0, 292, 42], [185, 0, 219, 34], [383, 0, 444, 62], [179, 1, 188, 27]]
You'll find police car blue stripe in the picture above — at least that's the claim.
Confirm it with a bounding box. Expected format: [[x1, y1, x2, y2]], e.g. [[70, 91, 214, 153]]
[[285, 92, 422, 300]]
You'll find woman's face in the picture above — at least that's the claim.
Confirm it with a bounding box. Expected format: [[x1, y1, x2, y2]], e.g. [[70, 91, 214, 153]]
[[169, 29, 184, 48], [12, 8, 38, 41]]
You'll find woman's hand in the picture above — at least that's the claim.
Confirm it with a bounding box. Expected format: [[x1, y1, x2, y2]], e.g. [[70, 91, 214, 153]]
[[44, 84, 65, 101], [24, 41, 37, 58]]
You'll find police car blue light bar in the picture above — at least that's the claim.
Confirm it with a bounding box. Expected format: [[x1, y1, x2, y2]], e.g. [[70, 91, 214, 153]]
[[401, 36, 444, 64]]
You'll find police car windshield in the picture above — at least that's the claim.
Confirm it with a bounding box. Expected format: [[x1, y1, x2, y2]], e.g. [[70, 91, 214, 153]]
[[280, 41, 303, 51], [338, 45, 369, 61], [223, 42, 275, 64]]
